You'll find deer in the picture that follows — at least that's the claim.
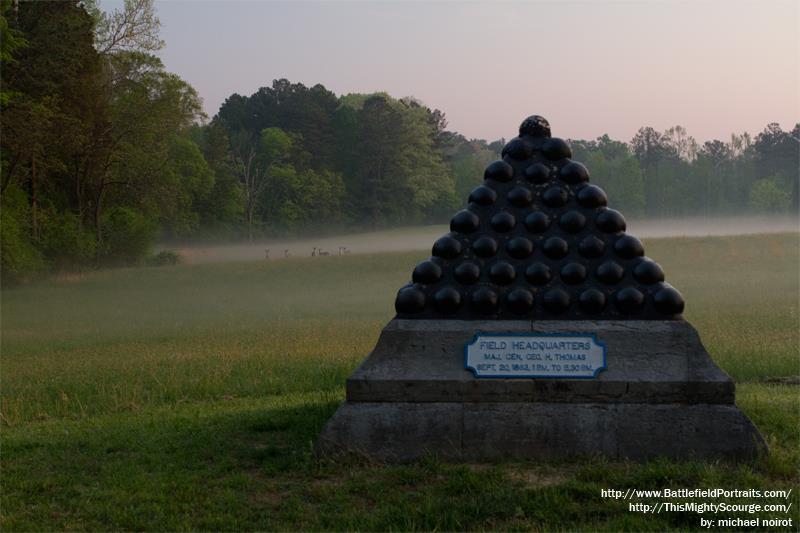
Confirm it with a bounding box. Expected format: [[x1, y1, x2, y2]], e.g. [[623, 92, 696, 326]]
[[284, 249, 290, 258], [318, 248, 330, 256], [264, 248, 270, 260], [311, 247, 317, 257]]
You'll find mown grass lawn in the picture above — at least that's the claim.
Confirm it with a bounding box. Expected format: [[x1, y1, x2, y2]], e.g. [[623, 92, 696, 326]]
[[1, 233, 798, 531]]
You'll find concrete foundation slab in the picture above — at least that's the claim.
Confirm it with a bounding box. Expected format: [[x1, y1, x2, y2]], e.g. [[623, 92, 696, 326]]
[[317, 319, 767, 462], [317, 401, 766, 462]]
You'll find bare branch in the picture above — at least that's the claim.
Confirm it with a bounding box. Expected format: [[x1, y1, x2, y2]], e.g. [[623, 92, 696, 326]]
[[95, 0, 164, 55]]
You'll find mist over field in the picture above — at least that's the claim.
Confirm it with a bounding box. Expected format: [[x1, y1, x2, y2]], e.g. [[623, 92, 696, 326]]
[[171, 215, 800, 264]]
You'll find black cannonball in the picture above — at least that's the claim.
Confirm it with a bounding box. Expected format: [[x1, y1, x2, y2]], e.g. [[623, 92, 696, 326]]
[[576, 184, 608, 208], [507, 237, 533, 259], [471, 287, 499, 314], [525, 263, 552, 285], [543, 289, 571, 314], [454, 262, 481, 285], [614, 287, 645, 314], [559, 210, 586, 233], [614, 235, 644, 259], [502, 137, 534, 161], [507, 186, 533, 207], [542, 236, 569, 259], [491, 212, 516, 233], [412, 260, 442, 284], [633, 259, 665, 284], [542, 186, 568, 207], [596, 261, 625, 285], [519, 115, 551, 138], [542, 137, 572, 160], [484, 160, 514, 182], [489, 262, 516, 285], [654, 285, 685, 315], [595, 208, 627, 233], [433, 287, 461, 314], [579, 235, 606, 258], [579, 289, 606, 314], [472, 236, 498, 257], [395, 287, 426, 314], [524, 211, 550, 233], [450, 210, 480, 234], [560, 262, 587, 284], [432, 235, 462, 259], [468, 185, 497, 206], [524, 163, 551, 184], [507, 288, 534, 314], [559, 161, 590, 184]]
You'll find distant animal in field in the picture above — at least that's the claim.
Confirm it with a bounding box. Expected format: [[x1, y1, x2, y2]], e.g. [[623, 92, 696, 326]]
[[284, 249, 290, 258], [338, 246, 350, 255], [264, 248, 270, 260], [318, 248, 330, 256], [311, 247, 317, 257]]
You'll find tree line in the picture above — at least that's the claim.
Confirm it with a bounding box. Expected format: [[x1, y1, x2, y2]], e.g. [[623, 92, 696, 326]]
[[1, 1, 797, 282]]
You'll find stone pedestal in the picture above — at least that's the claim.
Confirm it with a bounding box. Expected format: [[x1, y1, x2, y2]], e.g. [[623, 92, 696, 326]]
[[316, 319, 766, 462]]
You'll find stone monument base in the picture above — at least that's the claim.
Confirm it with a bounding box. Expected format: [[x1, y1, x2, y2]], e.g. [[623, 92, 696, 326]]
[[316, 319, 766, 462]]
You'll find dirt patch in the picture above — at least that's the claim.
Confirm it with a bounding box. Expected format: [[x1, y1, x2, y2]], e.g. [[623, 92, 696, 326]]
[[505, 465, 572, 488]]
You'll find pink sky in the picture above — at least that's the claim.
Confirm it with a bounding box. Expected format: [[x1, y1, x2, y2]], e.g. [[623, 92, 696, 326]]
[[140, 0, 799, 142]]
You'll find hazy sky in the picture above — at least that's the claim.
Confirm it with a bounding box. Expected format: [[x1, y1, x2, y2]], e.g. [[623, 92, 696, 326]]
[[106, 0, 799, 142]]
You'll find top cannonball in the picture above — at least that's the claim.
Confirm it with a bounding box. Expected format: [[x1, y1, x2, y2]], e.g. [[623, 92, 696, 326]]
[[518, 115, 551, 138]]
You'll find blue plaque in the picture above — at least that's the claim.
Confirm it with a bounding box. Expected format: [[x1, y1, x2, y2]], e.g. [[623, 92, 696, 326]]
[[464, 332, 607, 379]]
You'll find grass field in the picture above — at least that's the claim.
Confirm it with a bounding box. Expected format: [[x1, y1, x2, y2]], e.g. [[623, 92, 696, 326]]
[[2, 233, 799, 530]]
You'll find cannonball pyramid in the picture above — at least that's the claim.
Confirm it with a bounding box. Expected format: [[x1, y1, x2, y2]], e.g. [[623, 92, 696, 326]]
[[395, 115, 685, 320]]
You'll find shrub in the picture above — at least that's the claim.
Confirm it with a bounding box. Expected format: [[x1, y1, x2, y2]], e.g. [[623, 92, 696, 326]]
[[99, 207, 157, 266], [38, 206, 96, 270], [0, 186, 45, 284], [147, 250, 182, 267]]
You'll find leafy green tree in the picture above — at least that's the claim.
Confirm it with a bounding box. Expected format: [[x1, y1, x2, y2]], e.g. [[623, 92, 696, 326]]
[[753, 123, 800, 212], [748, 178, 792, 213], [0, 185, 45, 282], [231, 127, 293, 238], [351, 95, 452, 226], [0, 0, 27, 105], [152, 136, 215, 238], [1, 0, 102, 242], [571, 136, 645, 217], [193, 121, 243, 233], [1, 0, 205, 275]]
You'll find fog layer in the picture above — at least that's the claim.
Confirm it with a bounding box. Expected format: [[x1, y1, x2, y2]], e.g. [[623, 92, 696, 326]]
[[172, 215, 799, 265]]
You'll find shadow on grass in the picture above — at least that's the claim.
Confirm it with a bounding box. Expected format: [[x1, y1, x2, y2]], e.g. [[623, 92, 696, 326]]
[[2, 391, 799, 531]]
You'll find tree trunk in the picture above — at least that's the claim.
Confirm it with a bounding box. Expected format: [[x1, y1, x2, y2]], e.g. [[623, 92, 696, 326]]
[[31, 155, 38, 240], [247, 204, 253, 241], [94, 185, 105, 246]]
